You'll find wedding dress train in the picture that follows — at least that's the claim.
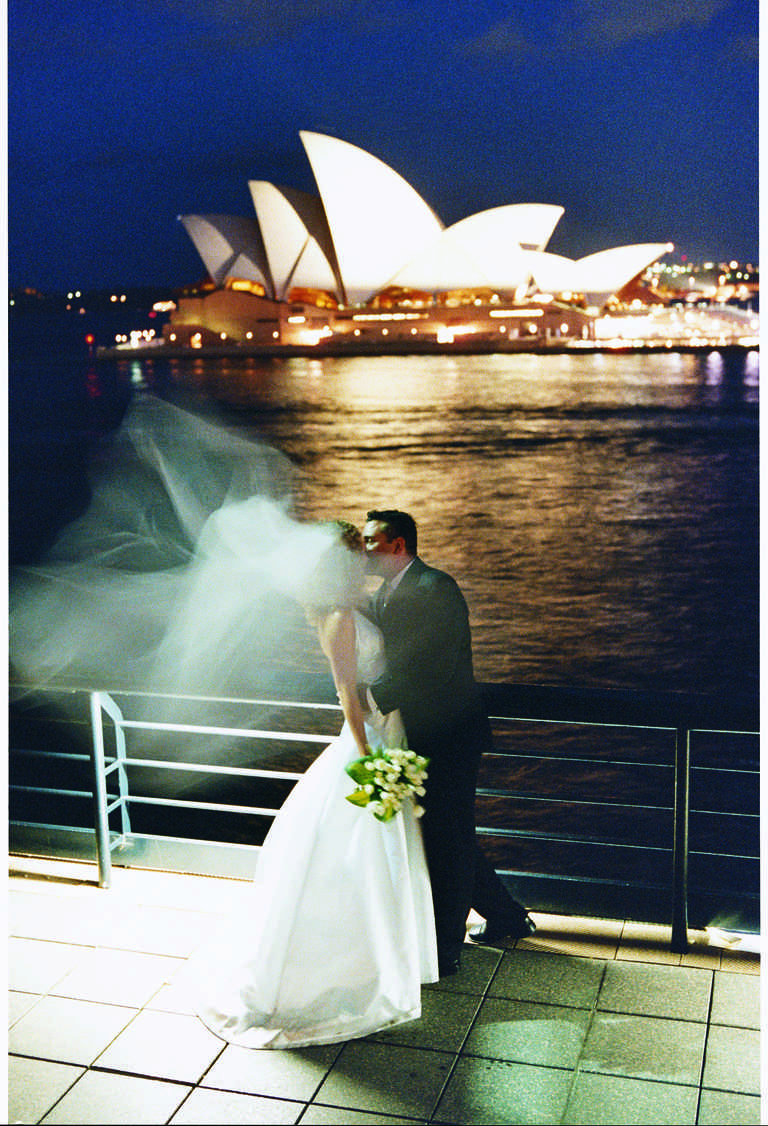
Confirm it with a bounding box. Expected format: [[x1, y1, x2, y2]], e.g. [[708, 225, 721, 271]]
[[190, 611, 439, 1048]]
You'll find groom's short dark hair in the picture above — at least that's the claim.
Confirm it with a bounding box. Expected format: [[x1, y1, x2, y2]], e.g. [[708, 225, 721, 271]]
[[367, 510, 417, 555]]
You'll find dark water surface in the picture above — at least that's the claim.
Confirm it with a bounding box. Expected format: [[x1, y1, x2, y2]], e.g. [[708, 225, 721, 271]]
[[11, 329, 756, 699]]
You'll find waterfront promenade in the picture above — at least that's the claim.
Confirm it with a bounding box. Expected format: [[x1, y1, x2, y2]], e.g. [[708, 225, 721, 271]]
[[8, 855, 761, 1125]]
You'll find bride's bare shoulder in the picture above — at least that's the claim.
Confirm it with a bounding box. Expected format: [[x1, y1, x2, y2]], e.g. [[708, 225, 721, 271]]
[[316, 608, 355, 649]]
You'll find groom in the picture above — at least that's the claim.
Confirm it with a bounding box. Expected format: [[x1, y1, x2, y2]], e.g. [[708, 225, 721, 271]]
[[360, 509, 534, 976]]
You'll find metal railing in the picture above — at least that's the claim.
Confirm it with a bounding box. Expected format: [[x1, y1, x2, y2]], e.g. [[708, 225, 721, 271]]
[[86, 689, 339, 886], [482, 682, 759, 952], [9, 681, 759, 953]]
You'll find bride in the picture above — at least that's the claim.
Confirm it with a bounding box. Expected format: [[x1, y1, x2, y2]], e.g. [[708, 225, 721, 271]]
[[9, 396, 438, 1048], [188, 520, 439, 1048]]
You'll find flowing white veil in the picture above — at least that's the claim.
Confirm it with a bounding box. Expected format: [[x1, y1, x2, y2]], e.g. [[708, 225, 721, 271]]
[[9, 394, 363, 767]]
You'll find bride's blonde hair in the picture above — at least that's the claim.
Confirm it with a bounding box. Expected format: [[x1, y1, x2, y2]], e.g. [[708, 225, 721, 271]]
[[302, 520, 365, 624]]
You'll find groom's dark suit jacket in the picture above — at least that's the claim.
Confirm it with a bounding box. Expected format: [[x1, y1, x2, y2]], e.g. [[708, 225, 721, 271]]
[[367, 556, 495, 960], [366, 556, 489, 757]]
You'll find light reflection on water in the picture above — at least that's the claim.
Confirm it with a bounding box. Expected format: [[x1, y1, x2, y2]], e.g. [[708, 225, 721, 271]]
[[149, 350, 757, 695]]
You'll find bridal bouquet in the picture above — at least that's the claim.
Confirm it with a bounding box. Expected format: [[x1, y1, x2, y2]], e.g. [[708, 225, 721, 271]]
[[345, 744, 429, 822]]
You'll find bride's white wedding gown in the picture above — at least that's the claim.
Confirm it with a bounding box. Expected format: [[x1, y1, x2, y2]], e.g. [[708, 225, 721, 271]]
[[190, 611, 439, 1049]]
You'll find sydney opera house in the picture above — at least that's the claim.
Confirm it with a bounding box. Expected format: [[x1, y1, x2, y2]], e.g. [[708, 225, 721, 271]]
[[153, 131, 752, 353]]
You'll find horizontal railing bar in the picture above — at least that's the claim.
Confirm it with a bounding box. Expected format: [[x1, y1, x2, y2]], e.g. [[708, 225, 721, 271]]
[[688, 809, 759, 819], [691, 765, 760, 776], [688, 848, 761, 860], [107, 829, 263, 850], [9, 818, 105, 835], [498, 868, 676, 892], [484, 752, 676, 768], [689, 728, 759, 737], [476, 791, 673, 811], [110, 758, 304, 780], [118, 795, 279, 816], [489, 714, 676, 733], [100, 689, 343, 710], [490, 718, 759, 737], [10, 785, 92, 799], [478, 828, 672, 851], [10, 749, 92, 762], [114, 719, 330, 742]]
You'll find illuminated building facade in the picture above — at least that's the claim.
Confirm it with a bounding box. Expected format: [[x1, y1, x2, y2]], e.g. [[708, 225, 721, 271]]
[[156, 132, 756, 351]]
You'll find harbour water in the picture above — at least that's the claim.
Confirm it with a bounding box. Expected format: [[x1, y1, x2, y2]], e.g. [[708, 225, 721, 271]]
[[8, 325, 760, 925], [9, 321, 759, 701]]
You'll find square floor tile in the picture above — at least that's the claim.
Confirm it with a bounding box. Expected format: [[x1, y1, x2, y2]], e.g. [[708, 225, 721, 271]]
[[51, 946, 182, 1006], [315, 1040, 452, 1119], [9, 889, 114, 946], [8, 1056, 84, 1123], [110, 867, 248, 914], [95, 1009, 224, 1083], [709, 971, 760, 1028], [618, 923, 680, 965], [702, 1024, 761, 1095], [8, 889, 77, 929], [719, 949, 760, 975], [597, 961, 712, 1021], [39, 1069, 192, 1124], [562, 1070, 698, 1124], [680, 932, 724, 970], [303, 1108, 426, 1124], [427, 943, 502, 994], [433, 1055, 572, 1124], [9, 857, 101, 886], [488, 948, 605, 1008], [370, 987, 481, 1052], [518, 912, 622, 960], [697, 1087, 763, 1125], [169, 1086, 302, 1124], [97, 903, 219, 957], [580, 1012, 705, 1086], [464, 996, 591, 1068], [9, 995, 137, 1065], [8, 936, 89, 993], [203, 1041, 341, 1099], [8, 989, 41, 1026], [144, 978, 198, 1016]]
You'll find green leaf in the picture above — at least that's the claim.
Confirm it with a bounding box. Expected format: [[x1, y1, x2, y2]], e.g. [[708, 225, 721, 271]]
[[345, 759, 372, 783], [345, 789, 370, 808]]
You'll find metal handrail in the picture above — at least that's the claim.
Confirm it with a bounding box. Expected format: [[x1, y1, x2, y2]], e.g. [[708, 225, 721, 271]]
[[87, 689, 317, 889], [9, 681, 758, 953]]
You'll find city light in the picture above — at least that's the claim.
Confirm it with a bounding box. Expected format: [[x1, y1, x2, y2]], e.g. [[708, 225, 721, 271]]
[[14, 249, 755, 361]]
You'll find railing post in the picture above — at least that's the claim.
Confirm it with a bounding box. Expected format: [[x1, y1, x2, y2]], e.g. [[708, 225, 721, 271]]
[[89, 691, 113, 889], [670, 724, 690, 953], [113, 710, 132, 840]]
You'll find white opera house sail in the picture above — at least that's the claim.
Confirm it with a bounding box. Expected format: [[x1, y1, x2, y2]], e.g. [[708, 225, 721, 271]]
[[153, 131, 755, 351]]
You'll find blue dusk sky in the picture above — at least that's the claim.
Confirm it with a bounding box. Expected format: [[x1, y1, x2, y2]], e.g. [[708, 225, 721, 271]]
[[8, 0, 759, 293]]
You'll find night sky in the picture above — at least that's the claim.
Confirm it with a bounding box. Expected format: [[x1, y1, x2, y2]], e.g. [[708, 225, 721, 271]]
[[8, 0, 759, 294]]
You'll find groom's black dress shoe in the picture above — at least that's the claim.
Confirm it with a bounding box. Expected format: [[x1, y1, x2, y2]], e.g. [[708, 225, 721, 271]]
[[438, 957, 460, 978], [467, 913, 536, 945]]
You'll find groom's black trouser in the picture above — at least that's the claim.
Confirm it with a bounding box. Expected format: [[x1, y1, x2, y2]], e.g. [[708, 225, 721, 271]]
[[420, 710, 527, 963], [420, 742, 479, 964]]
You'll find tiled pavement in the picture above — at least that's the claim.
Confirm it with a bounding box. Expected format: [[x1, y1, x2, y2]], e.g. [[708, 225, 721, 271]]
[[7, 856, 762, 1125]]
